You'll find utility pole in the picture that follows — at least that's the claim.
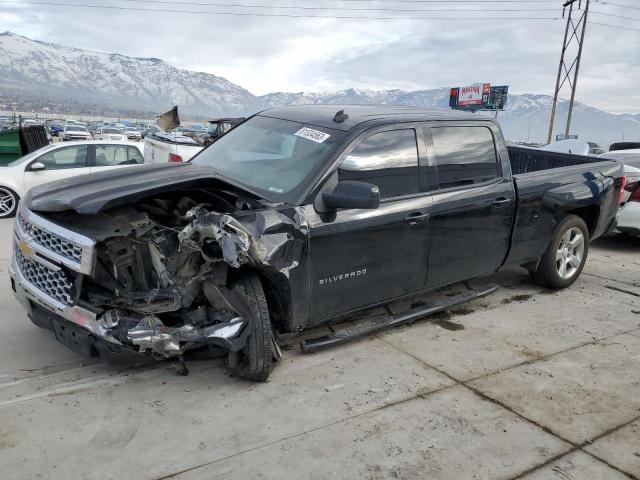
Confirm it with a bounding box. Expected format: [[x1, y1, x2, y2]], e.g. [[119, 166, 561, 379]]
[[547, 0, 590, 143]]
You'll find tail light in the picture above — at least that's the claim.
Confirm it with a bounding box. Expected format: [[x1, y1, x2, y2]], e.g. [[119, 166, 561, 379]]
[[625, 179, 640, 203], [618, 176, 627, 205], [168, 153, 183, 163]]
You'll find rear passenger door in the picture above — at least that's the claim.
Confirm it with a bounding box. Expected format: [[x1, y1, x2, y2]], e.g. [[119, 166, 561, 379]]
[[425, 124, 515, 289], [307, 127, 433, 324], [90, 144, 145, 173]]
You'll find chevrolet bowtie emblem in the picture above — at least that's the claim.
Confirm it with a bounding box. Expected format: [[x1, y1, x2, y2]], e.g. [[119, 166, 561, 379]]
[[18, 239, 34, 255]]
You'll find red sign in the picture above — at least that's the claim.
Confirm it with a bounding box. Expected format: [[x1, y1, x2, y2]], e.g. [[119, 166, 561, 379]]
[[457, 83, 490, 106]]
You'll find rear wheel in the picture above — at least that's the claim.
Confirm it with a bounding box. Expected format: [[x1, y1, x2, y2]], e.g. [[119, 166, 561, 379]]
[[0, 187, 19, 219], [226, 273, 274, 382], [534, 215, 589, 289]]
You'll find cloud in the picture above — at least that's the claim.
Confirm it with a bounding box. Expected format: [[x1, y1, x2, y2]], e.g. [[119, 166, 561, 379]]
[[1, 1, 638, 113]]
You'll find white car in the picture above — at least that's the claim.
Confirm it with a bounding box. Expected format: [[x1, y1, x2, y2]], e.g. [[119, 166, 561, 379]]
[[600, 150, 640, 237], [95, 127, 127, 141], [143, 131, 203, 164], [0, 141, 145, 219], [60, 125, 92, 141], [124, 127, 142, 140]]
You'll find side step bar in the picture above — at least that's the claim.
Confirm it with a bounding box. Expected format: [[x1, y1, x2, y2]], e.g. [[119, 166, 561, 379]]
[[300, 282, 499, 354]]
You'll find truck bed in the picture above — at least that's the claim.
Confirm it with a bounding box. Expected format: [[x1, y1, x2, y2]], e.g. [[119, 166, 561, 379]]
[[504, 147, 623, 269], [507, 146, 608, 175]]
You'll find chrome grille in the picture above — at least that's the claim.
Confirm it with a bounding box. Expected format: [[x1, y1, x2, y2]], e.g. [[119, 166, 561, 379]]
[[14, 243, 75, 305], [18, 213, 83, 263]]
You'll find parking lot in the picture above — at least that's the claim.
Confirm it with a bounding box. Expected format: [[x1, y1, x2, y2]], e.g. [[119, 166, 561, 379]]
[[0, 216, 638, 479]]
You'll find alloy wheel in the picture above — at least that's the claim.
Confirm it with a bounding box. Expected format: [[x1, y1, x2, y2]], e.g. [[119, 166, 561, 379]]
[[555, 227, 585, 279]]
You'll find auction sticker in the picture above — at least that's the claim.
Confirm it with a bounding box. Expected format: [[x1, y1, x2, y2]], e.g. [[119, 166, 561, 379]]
[[294, 127, 331, 144]]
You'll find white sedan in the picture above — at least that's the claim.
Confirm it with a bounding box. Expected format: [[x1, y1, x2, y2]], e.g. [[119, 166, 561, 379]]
[[95, 127, 127, 141], [0, 141, 145, 218], [60, 124, 92, 141]]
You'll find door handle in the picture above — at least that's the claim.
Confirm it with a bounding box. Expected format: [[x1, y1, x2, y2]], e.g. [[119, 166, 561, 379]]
[[492, 198, 512, 209], [403, 212, 430, 225]]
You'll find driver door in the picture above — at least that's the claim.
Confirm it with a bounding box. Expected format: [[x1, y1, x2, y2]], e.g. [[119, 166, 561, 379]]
[[307, 127, 433, 325], [23, 144, 90, 193]]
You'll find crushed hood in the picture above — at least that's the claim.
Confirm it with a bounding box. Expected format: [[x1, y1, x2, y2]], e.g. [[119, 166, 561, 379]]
[[25, 163, 266, 214]]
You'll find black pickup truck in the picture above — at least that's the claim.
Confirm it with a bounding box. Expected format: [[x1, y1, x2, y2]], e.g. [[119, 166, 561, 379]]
[[10, 106, 624, 381]]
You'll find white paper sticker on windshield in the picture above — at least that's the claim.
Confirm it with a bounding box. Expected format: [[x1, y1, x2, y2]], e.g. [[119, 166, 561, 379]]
[[294, 127, 330, 144]]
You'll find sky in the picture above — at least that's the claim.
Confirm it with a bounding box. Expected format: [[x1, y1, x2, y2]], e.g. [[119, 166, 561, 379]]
[[1, 0, 640, 113]]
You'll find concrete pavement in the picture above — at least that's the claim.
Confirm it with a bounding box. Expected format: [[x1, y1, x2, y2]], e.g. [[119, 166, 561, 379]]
[[0, 217, 638, 479]]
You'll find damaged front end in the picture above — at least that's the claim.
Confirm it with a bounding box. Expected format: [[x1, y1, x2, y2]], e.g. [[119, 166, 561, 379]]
[[13, 184, 305, 376]]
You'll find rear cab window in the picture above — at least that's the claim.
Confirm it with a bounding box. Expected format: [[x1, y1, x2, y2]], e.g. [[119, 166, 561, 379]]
[[339, 129, 419, 199], [430, 126, 499, 190]]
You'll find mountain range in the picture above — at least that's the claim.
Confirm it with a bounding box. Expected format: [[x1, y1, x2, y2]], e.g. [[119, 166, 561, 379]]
[[1, 31, 639, 145]]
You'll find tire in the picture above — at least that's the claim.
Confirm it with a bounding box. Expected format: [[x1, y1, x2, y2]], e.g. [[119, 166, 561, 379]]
[[226, 273, 273, 382], [534, 215, 589, 289], [0, 187, 19, 219]]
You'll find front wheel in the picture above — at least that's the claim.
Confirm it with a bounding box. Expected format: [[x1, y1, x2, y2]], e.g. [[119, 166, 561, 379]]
[[534, 215, 589, 289], [226, 273, 274, 382], [0, 187, 19, 219]]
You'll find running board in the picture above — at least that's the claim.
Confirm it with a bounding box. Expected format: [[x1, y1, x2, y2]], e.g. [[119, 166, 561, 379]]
[[300, 282, 499, 354]]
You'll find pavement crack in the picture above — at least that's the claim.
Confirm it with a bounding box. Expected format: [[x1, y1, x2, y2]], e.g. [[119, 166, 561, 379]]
[[150, 384, 454, 480], [584, 272, 640, 289], [378, 328, 640, 480], [605, 285, 640, 298]]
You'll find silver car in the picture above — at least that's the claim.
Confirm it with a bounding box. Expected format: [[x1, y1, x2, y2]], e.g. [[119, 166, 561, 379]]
[[124, 127, 142, 140], [60, 124, 92, 142]]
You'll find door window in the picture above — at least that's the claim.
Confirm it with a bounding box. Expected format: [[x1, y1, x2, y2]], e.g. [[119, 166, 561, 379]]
[[95, 145, 130, 166], [339, 129, 419, 198], [431, 126, 499, 189], [35, 146, 88, 170], [128, 146, 144, 164]]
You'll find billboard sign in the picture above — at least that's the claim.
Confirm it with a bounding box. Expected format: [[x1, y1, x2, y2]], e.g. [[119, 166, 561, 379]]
[[449, 84, 508, 111], [488, 85, 509, 110], [457, 84, 490, 106]]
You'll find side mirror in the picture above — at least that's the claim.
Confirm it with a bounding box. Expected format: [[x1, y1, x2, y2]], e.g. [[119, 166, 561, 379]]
[[30, 162, 46, 171], [323, 180, 380, 210]]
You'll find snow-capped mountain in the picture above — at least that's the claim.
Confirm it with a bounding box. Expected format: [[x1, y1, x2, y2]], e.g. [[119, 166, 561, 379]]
[[2, 32, 639, 145], [0, 32, 262, 116], [260, 89, 640, 145]]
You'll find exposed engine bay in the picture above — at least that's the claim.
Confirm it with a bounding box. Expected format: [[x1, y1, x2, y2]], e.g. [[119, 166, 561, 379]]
[[44, 184, 306, 375]]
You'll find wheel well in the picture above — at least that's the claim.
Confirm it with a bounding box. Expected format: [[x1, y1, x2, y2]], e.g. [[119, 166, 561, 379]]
[[232, 266, 292, 334], [566, 205, 599, 235]]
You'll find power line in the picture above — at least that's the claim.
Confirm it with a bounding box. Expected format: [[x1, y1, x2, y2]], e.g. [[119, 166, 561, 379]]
[[594, 1, 640, 11], [329, 0, 561, 3], [590, 20, 640, 31], [0, 1, 564, 20], [96, 0, 563, 13], [591, 10, 640, 22]]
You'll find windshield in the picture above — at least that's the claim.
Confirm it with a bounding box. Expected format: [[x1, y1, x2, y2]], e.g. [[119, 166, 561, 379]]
[[191, 115, 345, 201], [66, 126, 87, 132], [103, 128, 121, 134], [126, 127, 137, 132]]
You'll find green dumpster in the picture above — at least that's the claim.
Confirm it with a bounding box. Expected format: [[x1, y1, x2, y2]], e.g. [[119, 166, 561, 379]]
[[0, 128, 22, 165], [0, 126, 50, 166]]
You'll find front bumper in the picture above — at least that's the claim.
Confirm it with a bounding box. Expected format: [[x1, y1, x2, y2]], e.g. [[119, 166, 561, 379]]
[[10, 208, 247, 361]]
